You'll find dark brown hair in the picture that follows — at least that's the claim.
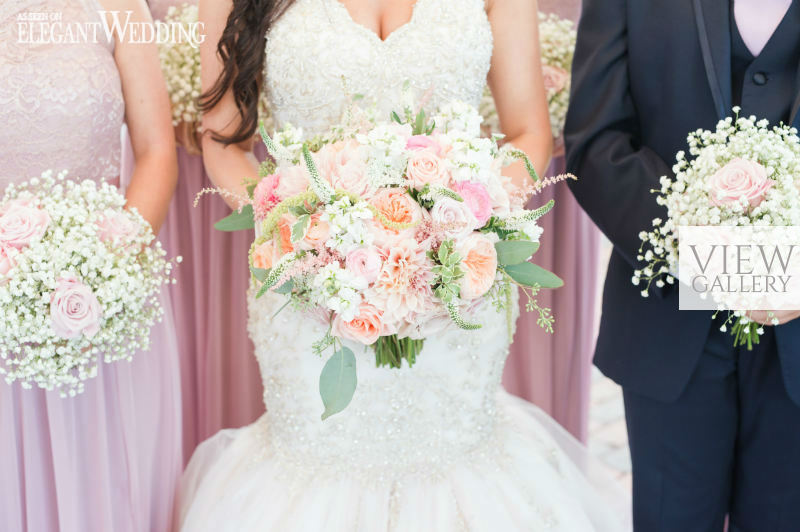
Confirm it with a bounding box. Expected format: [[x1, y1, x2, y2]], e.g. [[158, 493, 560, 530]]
[[200, 0, 296, 145]]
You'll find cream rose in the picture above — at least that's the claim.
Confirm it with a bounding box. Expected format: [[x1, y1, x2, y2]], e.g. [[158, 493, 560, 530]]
[[708, 158, 774, 208], [345, 246, 382, 284], [456, 233, 498, 300], [275, 164, 310, 200], [430, 197, 478, 240], [96, 210, 141, 245]]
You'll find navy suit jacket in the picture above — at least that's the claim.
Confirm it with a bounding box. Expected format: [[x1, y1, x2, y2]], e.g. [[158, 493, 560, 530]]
[[564, 0, 800, 405]]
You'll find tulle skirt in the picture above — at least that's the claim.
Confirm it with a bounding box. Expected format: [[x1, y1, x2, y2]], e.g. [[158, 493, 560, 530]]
[[179, 391, 631, 531], [0, 294, 183, 532]]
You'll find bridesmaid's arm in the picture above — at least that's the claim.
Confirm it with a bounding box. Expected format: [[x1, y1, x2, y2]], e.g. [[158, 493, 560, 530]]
[[198, 0, 260, 208], [101, 0, 178, 234], [486, 0, 553, 190]]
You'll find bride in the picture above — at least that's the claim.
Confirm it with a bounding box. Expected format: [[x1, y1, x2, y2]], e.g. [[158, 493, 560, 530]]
[[180, 0, 631, 530]]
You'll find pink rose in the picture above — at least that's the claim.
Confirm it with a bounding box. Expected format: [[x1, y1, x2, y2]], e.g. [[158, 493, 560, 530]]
[[346, 246, 382, 284], [454, 181, 492, 226], [253, 174, 281, 220], [456, 233, 498, 300], [406, 148, 450, 189], [96, 210, 141, 245], [406, 135, 442, 155], [0, 244, 17, 277], [275, 164, 310, 200], [332, 303, 385, 345], [542, 64, 569, 94], [316, 140, 374, 198], [430, 197, 478, 240], [50, 274, 102, 339], [708, 158, 775, 208], [0, 199, 50, 249]]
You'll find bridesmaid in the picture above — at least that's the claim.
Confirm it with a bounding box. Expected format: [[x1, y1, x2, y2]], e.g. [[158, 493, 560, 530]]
[[148, 0, 265, 459], [502, 0, 601, 442], [0, 1, 181, 531]]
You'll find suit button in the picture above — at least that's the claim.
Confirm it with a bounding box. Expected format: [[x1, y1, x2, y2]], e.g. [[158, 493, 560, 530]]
[[753, 72, 768, 86]]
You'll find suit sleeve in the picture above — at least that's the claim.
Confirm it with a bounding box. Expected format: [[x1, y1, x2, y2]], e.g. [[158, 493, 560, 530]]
[[564, 0, 671, 268]]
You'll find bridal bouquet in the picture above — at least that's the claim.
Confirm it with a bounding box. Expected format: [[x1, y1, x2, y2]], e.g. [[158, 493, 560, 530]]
[[158, 4, 201, 127], [634, 110, 800, 348], [0, 171, 176, 396], [480, 12, 576, 139], [218, 101, 564, 418]]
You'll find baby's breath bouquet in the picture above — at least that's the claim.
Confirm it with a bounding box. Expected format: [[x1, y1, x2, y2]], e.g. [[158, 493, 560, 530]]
[[480, 12, 576, 139], [158, 4, 201, 127], [634, 111, 800, 348], [0, 171, 177, 396]]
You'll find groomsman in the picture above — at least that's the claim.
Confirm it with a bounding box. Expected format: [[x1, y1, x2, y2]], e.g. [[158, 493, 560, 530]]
[[565, 0, 800, 530]]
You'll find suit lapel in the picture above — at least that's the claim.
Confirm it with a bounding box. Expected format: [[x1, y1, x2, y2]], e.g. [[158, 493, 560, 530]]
[[692, 0, 733, 120], [791, 65, 800, 127]]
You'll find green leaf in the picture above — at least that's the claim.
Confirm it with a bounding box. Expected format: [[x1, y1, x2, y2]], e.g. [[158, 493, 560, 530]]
[[414, 110, 425, 135], [273, 280, 294, 294], [391, 111, 403, 125], [495, 240, 541, 266], [214, 205, 254, 231], [319, 346, 357, 420], [250, 266, 268, 282], [504, 262, 563, 288], [291, 214, 311, 243]]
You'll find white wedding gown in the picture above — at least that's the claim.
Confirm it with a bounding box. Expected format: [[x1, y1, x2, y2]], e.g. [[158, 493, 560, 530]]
[[179, 0, 631, 530]]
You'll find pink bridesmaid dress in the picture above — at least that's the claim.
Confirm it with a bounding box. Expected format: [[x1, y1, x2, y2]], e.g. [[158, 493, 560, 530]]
[[0, 1, 182, 531], [148, 0, 265, 460], [502, 0, 601, 442]]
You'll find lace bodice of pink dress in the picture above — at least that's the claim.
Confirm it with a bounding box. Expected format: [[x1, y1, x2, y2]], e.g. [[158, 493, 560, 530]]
[[0, 0, 123, 190]]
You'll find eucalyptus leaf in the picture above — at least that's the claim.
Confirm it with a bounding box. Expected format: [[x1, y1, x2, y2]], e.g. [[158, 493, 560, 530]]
[[273, 280, 294, 294], [249, 266, 269, 282], [319, 346, 357, 420], [214, 205, 254, 231], [495, 240, 540, 266], [291, 214, 311, 243], [503, 261, 563, 288]]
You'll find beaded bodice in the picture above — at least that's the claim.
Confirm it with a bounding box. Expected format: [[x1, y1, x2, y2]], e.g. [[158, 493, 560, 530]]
[[263, 0, 493, 135], [0, 0, 123, 190], [249, 291, 517, 478]]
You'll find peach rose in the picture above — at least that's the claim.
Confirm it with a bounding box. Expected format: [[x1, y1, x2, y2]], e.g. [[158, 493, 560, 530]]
[[346, 246, 382, 284], [370, 188, 424, 243], [333, 303, 384, 345], [251, 240, 277, 270], [406, 148, 450, 189], [275, 164, 310, 200], [456, 233, 498, 300], [0, 199, 50, 249], [50, 273, 102, 339], [542, 64, 569, 94], [276, 214, 295, 253], [708, 158, 775, 208], [298, 213, 330, 251]]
